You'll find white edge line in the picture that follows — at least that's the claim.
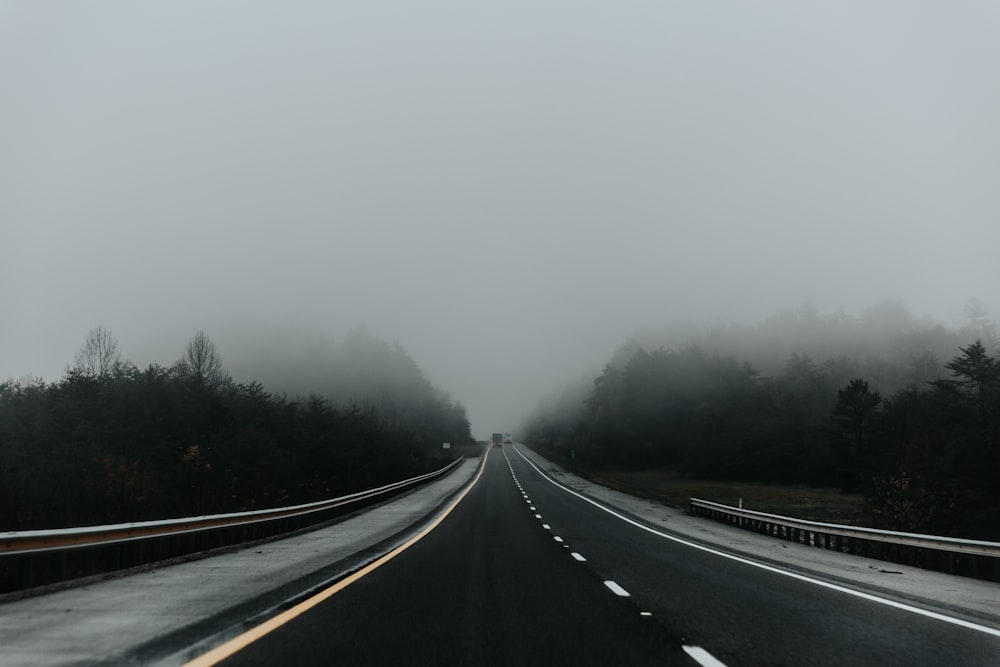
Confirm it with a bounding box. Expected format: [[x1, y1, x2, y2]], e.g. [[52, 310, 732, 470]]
[[683, 645, 728, 667], [511, 445, 1000, 639]]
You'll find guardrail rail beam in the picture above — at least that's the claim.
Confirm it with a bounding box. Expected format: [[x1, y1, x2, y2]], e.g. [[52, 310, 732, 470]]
[[689, 497, 1000, 583]]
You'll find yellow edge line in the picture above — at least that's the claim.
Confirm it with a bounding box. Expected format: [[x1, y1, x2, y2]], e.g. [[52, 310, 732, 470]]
[[183, 449, 491, 667]]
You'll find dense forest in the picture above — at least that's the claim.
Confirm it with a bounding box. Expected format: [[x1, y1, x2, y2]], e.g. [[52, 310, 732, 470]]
[[522, 301, 1000, 538], [0, 327, 473, 531]]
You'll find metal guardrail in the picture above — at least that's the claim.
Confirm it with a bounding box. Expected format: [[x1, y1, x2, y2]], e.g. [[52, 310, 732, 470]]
[[689, 497, 1000, 582], [0, 457, 464, 594]]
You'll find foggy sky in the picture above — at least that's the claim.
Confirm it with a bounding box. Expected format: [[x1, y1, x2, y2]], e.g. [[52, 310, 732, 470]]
[[3, 2, 1000, 438]]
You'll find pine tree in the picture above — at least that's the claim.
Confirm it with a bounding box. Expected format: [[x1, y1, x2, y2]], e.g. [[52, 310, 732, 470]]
[[935, 340, 998, 423], [833, 378, 882, 472]]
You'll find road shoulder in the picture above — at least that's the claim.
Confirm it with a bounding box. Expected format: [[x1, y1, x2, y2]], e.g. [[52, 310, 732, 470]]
[[514, 444, 1000, 629], [0, 458, 482, 667]]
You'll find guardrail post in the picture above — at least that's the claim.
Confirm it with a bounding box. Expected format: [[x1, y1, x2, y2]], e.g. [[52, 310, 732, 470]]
[[22, 556, 34, 590], [85, 547, 96, 580]]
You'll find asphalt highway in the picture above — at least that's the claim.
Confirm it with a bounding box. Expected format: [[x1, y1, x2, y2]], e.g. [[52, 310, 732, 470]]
[[195, 445, 1000, 667], [503, 445, 1000, 666], [207, 445, 692, 666]]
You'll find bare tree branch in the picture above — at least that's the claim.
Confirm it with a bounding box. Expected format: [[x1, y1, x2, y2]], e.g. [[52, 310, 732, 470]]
[[184, 330, 228, 390], [73, 326, 121, 378]]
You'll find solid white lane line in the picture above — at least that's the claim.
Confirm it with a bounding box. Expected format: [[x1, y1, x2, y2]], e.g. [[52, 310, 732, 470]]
[[604, 580, 630, 597], [554, 536, 564, 543], [683, 646, 728, 667], [571, 552, 587, 562], [511, 446, 1000, 639]]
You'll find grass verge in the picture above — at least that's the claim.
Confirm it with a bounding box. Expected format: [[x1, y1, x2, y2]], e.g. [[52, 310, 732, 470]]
[[588, 468, 867, 525]]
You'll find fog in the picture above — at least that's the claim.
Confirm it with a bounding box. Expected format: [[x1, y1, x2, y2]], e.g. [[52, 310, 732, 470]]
[[3, 2, 999, 438]]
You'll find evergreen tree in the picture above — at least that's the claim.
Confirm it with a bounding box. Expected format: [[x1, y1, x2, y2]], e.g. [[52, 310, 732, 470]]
[[833, 379, 882, 487], [934, 340, 998, 424]]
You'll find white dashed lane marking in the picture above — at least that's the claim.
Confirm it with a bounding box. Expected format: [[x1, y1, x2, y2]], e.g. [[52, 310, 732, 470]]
[[603, 581, 630, 597], [507, 447, 730, 667], [683, 646, 729, 667]]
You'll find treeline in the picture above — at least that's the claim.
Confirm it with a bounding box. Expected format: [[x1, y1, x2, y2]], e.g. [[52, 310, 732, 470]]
[[0, 328, 473, 531], [523, 304, 1000, 538]]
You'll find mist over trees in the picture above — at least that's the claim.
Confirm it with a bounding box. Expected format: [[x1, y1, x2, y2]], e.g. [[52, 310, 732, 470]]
[[0, 327, 472, 531], [223, 325, 474, 450], [626, 299, 999, 389], [522, 301, 1000, 538]]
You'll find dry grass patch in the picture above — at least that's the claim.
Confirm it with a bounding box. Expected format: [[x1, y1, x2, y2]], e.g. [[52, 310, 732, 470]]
[[590, 469, 867, 525]]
